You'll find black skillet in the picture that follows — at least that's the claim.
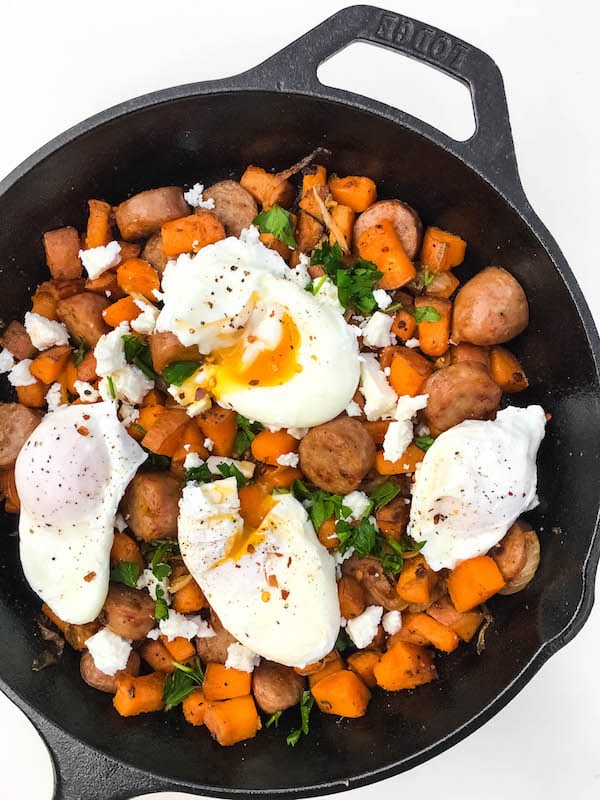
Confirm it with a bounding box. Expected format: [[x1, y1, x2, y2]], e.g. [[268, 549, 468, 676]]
[[1, 6, 599, 799]]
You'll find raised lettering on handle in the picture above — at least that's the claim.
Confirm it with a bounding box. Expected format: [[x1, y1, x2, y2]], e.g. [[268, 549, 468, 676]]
[[374, 12, 470, 70]]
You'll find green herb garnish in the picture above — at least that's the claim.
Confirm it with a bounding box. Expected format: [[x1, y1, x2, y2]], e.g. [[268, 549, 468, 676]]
[[163, 657, 205, 711], [290, 482, 351, 531], [184, 462, 214, 484], [106, 375, 116, 400], [184, 460, 248, 488], [143, 450, 171, 471], [414, 435, 435, 451], [334, 628, 353, 653], [73, 340, 87, 367], [216, 461, 248, 488], [369, 481, 402, 511], [154, 585, 169, 621], [309, 275, 327, 296], [253, 205, 296, 248], [336, 518, 378, 558], [413, 306, 441, 324], [110, 561, 140, 589], [121, 334, 157, 380], [310, 242, 382, 315], [150, 540, 180, 580], [421, 266, 436, 287], [233, 414, 263, 457], [286, 690, 314, 746], [162, 360, 200, 386], [266, 710, 282, 729]]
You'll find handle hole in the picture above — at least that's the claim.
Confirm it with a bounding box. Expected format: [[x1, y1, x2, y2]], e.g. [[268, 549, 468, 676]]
[[317, 41, 476, 142]]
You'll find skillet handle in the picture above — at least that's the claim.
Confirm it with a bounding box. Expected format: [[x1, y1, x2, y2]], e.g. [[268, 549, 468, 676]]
[[246, 4, 524, 200]]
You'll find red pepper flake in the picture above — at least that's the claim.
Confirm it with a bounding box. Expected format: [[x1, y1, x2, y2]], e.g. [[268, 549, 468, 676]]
[[84, 571, 96, 582], [77, 426, 89, 436], [82, 414, 90, 421], [267, 574, 278, 588], [281, 589, 289, 600], [247, 544, 256, 555]]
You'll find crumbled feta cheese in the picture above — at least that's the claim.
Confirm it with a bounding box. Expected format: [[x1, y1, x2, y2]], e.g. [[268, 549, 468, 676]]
[[311, 277, 343, 311], [345, 399, 363, 417], [106, 365, 154, 405], [287, 258, 311, 289], [131, 298, 159, 335], [358, 353, 397, 421], [119, 402, 140, 428], [79, 240, 121, 279], [166, 383, 211, 418], [24, 312, 69, 351], [0, 348, 15, 373], [383, 366, 391, 377], [184, 183, 215, 209], [276, 452, 299, 467], [137, 568, 171, 605], [86, 628, 132, 676], [342, 491, 371, 520], [203, 437, 214, 452], [8, 359, 36, 387], [361, 311, 394, 348], [346, 605, 383, 649], [45, 382, 64, 412], [206, 456, 255, 479], [74, 380, 100, 403], [382, 394, 429, 463], [373, 289, 393, 310], [405, 338, 420, 349], [94, 323, 129, 374], [146, 628, 161, 640], [159, 609, 215, 641], [183, 452, 203, 470], [348, 324, 363, 339], [382, 610, 402, 635], [225, 642, 260, 673], [114, 513, 128, 532], [333, 546, 355, 566], [152, 288, 165, 302], [287, 426, 309, 440]]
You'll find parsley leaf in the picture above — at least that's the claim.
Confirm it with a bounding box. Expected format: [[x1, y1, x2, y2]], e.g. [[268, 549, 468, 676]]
[[121, 334, 157, 380], [310, 241, 345, 273], [414, 435, 435, 451], [266, 710, 282, 729], [233, 414, 263, 457], [413, 306, 441, 324], [163, 657, 205, 711], [335, 628, 353, 653], [308, 275, 327, 296], [106, 375, 116, 400], [110, 561, 140, 588], [253, 205, 296, 248], [142, 450, 171, 471], [154, 585, 169, 621], [286, 690, 314, 746], [150, 540, 179, 580], [290, 483, 351, 531], [216, 462, 248, 488], [336, 518, 377, 557], [184, 463, 213, 483], [184, 460, 248, 487], [369, 481, 401, 511], [73, 340, 87, 367], [162, 360, 199, 386], [421, 266, 436, 287], [310, 242, 382, 315]]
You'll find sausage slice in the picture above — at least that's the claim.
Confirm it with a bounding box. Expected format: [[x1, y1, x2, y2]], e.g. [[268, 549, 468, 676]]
[[120, 471, 181, 542], [252, 660, 305, 714], [115, 187, 190, 241], [353, 199, 422, 259], [202, 180, 258, 237], [56, 292, 110, 347], [299, 417, 375, 494], [2, 321, 37, 360], [102, 584, 155, 640], [0, 403, 40, 470], [80, 650, 140, 693]]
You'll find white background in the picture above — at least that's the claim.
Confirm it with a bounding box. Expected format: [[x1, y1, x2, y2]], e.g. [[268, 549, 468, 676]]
[[0, 1, 598, 798]]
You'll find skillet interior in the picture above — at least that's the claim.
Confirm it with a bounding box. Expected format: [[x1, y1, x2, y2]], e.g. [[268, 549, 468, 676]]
[[0, 90, 599, 794]]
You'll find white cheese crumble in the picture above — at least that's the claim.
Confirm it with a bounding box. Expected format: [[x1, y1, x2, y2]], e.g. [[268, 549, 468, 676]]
[[74, 380, 100, 403], [358, 353, 397, 421], [158, 609, 215, 641], [131, 297, 159, 335], [287, 426, 309, 440], [361, 311, 394, 348], [405, 337, 420, 349], [86, 627, 132, 676], [79, 240, 122, 279], [382, 610, 402, 635], [225, 642, 260, 673], [183, 452, 203, 470], [311, 276, 343, 311], [184, 183, 215, 209], [373, 289, 393, 310], [345, 399, 363, 418], [99, 366, 153, 405], [342, 491, 371, 520], [45, 382, 64, 412], [206, 455, 255, 479], [152, 288, 165, 302], [119, 402, 140, 429], [345, 605, 383, 649], [382, 394, 429, 464], [114, 513, 128, 533], [94, 323, 129, 374], [0, 348, 15, 373], [276, 452, 299, 467], [8, 359, 36, 387], [23, 312, 69, 351], [203, 437, 214, 452], [137, 568, 171, 606]]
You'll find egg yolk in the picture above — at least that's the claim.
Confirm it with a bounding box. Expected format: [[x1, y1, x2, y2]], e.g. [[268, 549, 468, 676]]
[[213, 484, 275, 568], [211, 312, 301, 397]]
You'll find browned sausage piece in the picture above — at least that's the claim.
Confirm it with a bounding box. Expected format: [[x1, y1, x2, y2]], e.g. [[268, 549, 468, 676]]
[[1, 321, 36, 360], [452, 266, 529, 346], [353, 199, 422, 259], [342, 556, 407, 612], [102, 584, 156, 640], [490, 519, 531, 581], [202, 180, 258, 237], [63, 620, 101, 651], [43, 227, 83, 280], [252, 660, 305, 714], [80, 649, 140, 693], [423, 362, 502, 436], [338, 575, 366, 619], [56, 292, 110, 348], [120, 471, 181, 542], [149, 331, 201, 374], [115, 187, 190, 241], [0, 403, 41, 470], [299, 417, 375, 494], [195, 612, 236, 664], [142, 232, 170, 275]]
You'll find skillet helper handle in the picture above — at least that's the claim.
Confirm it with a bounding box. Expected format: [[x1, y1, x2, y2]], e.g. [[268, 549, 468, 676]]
[[250, 4, 524, 199]]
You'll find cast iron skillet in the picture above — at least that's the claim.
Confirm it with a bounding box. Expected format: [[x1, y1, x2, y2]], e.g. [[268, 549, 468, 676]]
[[1, 5, 599, 799]]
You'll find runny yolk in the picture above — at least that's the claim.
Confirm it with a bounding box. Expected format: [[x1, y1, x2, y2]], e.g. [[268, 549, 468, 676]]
[[212, 484, 275, 568], [210, 312, 301, 396]]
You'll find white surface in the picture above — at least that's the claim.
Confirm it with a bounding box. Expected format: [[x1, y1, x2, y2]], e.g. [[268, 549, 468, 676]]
[[0, 1, 599, 799]]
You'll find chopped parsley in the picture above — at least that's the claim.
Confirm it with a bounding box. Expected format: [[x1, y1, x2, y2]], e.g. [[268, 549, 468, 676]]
[[163, 658, 205, 711], [308, 275, 327, 296], [421, 266, 436, 287], [149, 540, 179, 580], [334, 628, 353, 653], [110, 561, 140, 589], [369, 481, 402, 512], [253, 204, 296, 248], [184, 460, 248, 488], [154, 585, 169, 621], [413, 305, 441, 324], [162, 360, 199, 386], [184, 462, 214, 483], [106, 375, 116, 400], [121, 334, 157, 380], [265, 710, 282, 729], [290, 481, 350, 531], [310, 242, 382, 315], [142, 450, 171, 471], [73, 339, 87, 367], [286, 690, 314, 746], [414, 435, 435, 451], [233, 414, 263, 457], [336, 518, 378, 558], [216, 461, 248, 487]]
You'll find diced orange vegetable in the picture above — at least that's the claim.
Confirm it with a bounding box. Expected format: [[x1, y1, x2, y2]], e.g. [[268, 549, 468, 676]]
[[203, 663, 252, 701], [182, 688, 208, 726], [250, 429, 298, 466], [294, 650, 340, 677], [160, 635, 196, 663], [141, 388, 164, 406], [161, 212, 226, 257], [389, 349, 433, 397], [361, 419, 391, 445], [427, 596, 484, 643], [425, 270, 460, 299], [42, 603, 68, 633], [414, 296, 451, 358], [86, 199, 113, 248], [391, 309, 418, 341], [31, 286, 58, 320], [329, 175, 377, 212], [375, 444, 425, 475], [347, 651, 380, 688], [85, 270, 124, 300], [308, 651, 344, 689], [116, 258, 160, 300], [396, 555, 437, 605], [302, 165, 327, 197], [311, 669, 371, 717], [489, 346, 529, 393], [203, 695, 261, 746], [113, 672, 166, 716], [138, 404, 166, 434], [110, 531, 144, 570], [16, 379, 49, 408], [238, 483, 274, 530], [59, 360, 78, 395], [197, 407, 237, 457], [141, 408, 189, 457], [256, 465, 302, 491], [171, 420, 209, 463], [172, 576, 207, 614], [240, 165, 294, 209], [357, 220, 416, 289], [374, 642, 437, 690], [317, 517, 339, 549], [29, 345, 71, 384], [76, 350, 98, 383], [139, 639, 176, 673], [102, 295, 141, 327], [447, 555, 506, 612], [329, 204, 355, 250], [420, 226, 466, 272], [402, 613, 459, 653], [259, 232, 290, 260]]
